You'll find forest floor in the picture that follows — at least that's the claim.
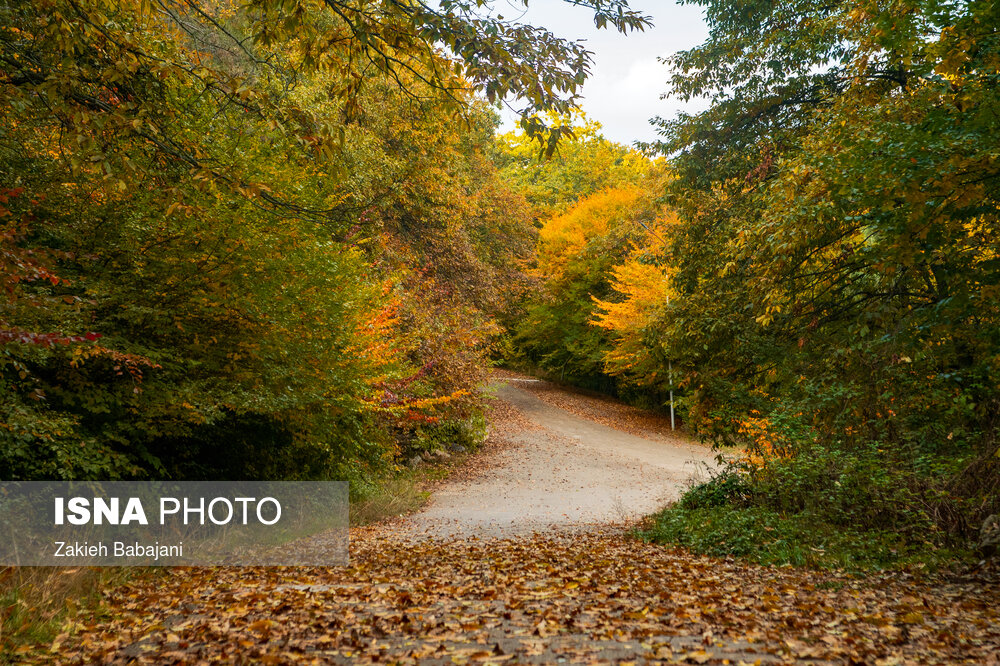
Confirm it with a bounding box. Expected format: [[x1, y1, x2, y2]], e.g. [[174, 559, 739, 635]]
[[37, 373, 1000, 664]]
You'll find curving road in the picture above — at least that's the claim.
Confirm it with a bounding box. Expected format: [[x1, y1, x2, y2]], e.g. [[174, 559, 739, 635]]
[[401, 378, 717, 537]]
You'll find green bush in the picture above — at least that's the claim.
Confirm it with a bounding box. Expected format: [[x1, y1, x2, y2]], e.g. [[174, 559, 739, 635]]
[[679, 470, 751, 510], [645, 436, 985, 570], [746, 444, 938, 539], [409, 413, 488, 456], [640, 503, 969, 571]]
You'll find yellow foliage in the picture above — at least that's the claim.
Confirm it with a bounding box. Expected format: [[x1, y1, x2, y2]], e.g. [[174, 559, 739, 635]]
[[736, 413, 792, 468], [591, 210, 678, 379], [535, 185, 646, 280], [593, 262, 669, 334]]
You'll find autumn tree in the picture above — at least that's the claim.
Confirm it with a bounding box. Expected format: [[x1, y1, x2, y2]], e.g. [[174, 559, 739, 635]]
[[498, 113, 651, 221], [0, 0, 646, 480], [643, 0, 1000, 547], [514, 183, 660, 390]]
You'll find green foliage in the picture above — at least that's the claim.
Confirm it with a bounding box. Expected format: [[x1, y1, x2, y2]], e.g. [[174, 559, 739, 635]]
[[656, 0, 1000, 448], [645, 464, 974, 570], [0, 152, 401, 479], [606, 0, 1000, 558], [639, 503, 970, 570], [677, 469, 749, 510], [409, 413, 487, 457], [0, 0, 585, 482]]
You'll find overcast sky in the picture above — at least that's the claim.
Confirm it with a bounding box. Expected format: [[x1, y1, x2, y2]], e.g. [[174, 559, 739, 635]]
[[494, 0, 711, 146]]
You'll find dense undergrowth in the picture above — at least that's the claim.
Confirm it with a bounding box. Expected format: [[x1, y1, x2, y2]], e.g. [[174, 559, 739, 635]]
[[640, 469, 976, 571]]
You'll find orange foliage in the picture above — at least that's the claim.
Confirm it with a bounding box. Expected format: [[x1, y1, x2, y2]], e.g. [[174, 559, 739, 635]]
[[535, 185, 646, 280], [591, 210, 678, 381], [736, 411, 792, 468], [343, 286, 402, 389]]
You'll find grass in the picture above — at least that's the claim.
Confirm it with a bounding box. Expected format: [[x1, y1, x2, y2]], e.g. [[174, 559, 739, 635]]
[[0, 566, 143, 662], [351, 433, 483, 526], [350, 473, 432, 526], [637, 504, 974, 572]]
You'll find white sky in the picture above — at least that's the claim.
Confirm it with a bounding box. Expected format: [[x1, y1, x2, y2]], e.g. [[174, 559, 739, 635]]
[[494, 0, 712, 146]]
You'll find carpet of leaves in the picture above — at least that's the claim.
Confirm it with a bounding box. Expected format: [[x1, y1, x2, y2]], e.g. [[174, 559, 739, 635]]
[[36, 530, 1000, 665]]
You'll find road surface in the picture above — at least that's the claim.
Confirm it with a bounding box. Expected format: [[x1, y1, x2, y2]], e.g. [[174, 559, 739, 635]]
[[402, 377, 716, 537]]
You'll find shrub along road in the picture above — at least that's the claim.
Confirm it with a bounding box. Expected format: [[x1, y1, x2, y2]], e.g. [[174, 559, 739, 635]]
[[39, 376, 1000, 664]]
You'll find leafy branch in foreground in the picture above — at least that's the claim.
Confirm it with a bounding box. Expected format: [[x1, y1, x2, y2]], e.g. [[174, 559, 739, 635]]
[[4, 0, 599, 480]]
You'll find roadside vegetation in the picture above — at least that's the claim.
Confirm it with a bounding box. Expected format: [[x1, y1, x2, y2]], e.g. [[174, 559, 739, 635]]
[[0, 0, 653, 484], [507, 1, 1000, 568]]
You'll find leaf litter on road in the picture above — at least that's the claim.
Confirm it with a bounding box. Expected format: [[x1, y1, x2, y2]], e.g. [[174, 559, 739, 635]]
[[31, 376, 1000, 664], [39, 528, 1000, 664]]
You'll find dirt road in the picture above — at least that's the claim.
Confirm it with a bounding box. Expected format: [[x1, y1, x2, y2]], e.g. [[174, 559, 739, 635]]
[[404, 378, 715, 537]]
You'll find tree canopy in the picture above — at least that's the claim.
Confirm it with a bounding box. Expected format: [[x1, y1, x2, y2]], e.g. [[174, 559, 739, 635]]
[[1, 0, 651, 480]]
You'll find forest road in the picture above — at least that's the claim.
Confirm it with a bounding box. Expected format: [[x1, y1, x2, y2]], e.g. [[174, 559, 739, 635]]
[[399, 376, 717, 538], [65, 375, 999, 665]]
